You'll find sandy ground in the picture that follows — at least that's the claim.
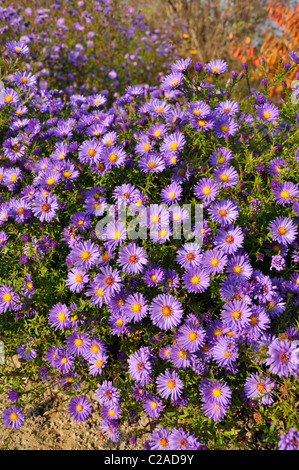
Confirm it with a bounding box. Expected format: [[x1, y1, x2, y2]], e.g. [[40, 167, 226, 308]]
[[0, 355, 149, 450], [0, 389, 149, 450]]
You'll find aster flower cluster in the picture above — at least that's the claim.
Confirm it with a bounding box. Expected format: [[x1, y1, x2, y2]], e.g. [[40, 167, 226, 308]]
[[0, 20, 299, 450]]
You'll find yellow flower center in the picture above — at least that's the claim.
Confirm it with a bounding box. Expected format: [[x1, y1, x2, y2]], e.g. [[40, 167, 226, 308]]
[[170, 142, 178, 150], [10, 413, 18, 421], [280, 190, 289, 199], [161, 305, 172, 317], [74, 339, 83, 347], [116, 319, 123, 326], [143, 143, 151, 151], [198, 119, 206, 127], [3, 293, 12, 302], [191, 275, 200, 284], [58, 312, 66, 322], [63, 170, 72, 178], [210, 258, 219, 267], [212, 388, 222, 397], [88, 148, 96, 157], [75, 274, 83, 283], [131, 303, 141, 313], [91, 345, 100, 353], [232, 310, 241, 319], [220, 125, 229, 132], [169, 192, 175, 198], [154, 130, 161, 137], [81, 251, 91, 260], [76, 405, 83, 412], [188, 331, 198, 341], [203, 187, 211, 195], [109, 153, 118, 162], [220, 174, 229, 182], [46, 177, 55, 185], [277, 226, 287, 236], [233, 265, 242, 274], [263, 111, 271, 119]]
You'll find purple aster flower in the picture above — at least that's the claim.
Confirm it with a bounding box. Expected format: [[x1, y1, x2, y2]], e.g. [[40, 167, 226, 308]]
[[66, 268, 89, 293], [100, 420, 120, 443], [257, 103, 279, 123], [53, 349, 75, 374], [227, 254, 253, 280], [0, 230, 8, 247], [209, 147, 233, 167], [187, 100, 211, 119], [17, 338, 37, 360], [214, 225, 244, 254], [102, 220, 127, 248], [102, 145, 127, 169], [148, 425, 172, 450], [201, 248, 228, 274], [216, 100, 239, 116], [168, 428, 196, 450], [208, 198, 239, 225], [138, 153, 166, 174], [243, 373, 276, 406], [142, 395, 163, 418], [143, 263, 166, 286], [214, 166, 239, 188], [169, 344, 193, 369], [270, 255, 286, 271], [66, 332, 91, 357], [272, 181, 299, 205], [199, 377, 232, 421], [176, 242, 202, 269], [161, 72, 184, 91], [48, 303, 71, 331], [268, 216, 298, 246], [95, 381, 120, 406], [156, 369, 184, 402], [211, 335, 239, 370], [190, 114, 215, 131], [31, 193, 59, 223], [160, 132, 185, 154], [67, 396, 92, 422], [221, 299, 252, 332], [267, 157, 289, 176], [214, 116, 238, 138], [108, 312, 130, 336], [117, 243, 148, 274], [69, 240, 99, 269], [162, 269, 180, 291], [149, 294, 183, 330], [7, 390, 18, 403], [2, 405, 25, 429], [128, 347, 154, 386], [6, 40, 29, 55], [160, 182, 183, 204], [206, 59, 228, 74], [88, 352, 108, 376], [123, 293, 148, 323], [182, 267, 210, 293], [265, 338, 299, 378], [194, 178, 219, 207], [278, 428, 299, 450], [0, 285, 19, 314], [95, 266, 123, 298]]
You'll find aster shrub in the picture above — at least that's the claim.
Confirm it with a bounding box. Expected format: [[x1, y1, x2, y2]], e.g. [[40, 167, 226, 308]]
[[0, 0, 183, 99], [0, 29, 299, 450]]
